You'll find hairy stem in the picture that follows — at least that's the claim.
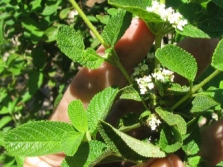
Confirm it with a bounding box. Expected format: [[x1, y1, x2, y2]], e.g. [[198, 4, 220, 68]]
[[69, 0, 109, 48], [118, 123, 141, 133]]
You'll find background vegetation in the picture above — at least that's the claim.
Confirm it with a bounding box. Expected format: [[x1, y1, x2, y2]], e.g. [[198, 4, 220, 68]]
[[0, 0, 109, 166]]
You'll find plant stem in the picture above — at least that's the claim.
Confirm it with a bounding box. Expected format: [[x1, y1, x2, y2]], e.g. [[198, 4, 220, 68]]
[[154, 35, 162, 68], [118, 123, 141, 132], [192, 70, 221, 93], [171, 70, 221, 110], [69, 0, 109, 48]]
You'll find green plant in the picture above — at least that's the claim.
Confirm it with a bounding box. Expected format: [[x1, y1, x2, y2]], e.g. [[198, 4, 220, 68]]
[[2, 0, 223, 166]]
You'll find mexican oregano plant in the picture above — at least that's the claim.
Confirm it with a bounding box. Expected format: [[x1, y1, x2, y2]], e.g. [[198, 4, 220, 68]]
[[3, 0, 223, 166]]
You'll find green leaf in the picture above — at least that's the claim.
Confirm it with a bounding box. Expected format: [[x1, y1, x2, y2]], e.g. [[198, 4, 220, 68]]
[[31, 46, 47, 69], [28, 71, 44, 95], [212, 0, 223, 8], [62, 140, 107, 167], [191, 95, 219, 113], [108, 0, 164, 23], [54, 93, 63, 108], [120, 85, 142, 101], [0, 20, 4, 44], [211, 38, 223, 71], [156, 44, 197, 81], [155, 107, 187, 135], [159, 126, 183, 153], [57, 26, 104, 69], [4, 121, 75, 156], [199, 87, 223, 104], [59, 8, 71, 19], [98, 121, 166, 160], [216, 161, 223, 167], [179, 2, 223, 38], [30, 0, 42, 11], [176, 24, 210, 38], [61, 132, 84, 156], [44, 26, 59, 43], [41, 0, 62, 16], [68, 100, 88, 133], [87, 87, 119, 135], [102, 9, 132, 46], [0, 116, 12, 129], [182, 120, 200, 155], [96, 15, 110, 24]]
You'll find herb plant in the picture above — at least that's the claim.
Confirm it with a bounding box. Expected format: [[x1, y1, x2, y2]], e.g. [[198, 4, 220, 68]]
[[3, 0, 223, 166]]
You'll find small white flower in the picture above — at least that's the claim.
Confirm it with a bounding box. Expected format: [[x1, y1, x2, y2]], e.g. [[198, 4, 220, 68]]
[[148, 82, 155, 90], [146, 1, 187, 31], [148, 114, 162, 131], [147, 52, 155, 59], [141, 64, 149, 71]]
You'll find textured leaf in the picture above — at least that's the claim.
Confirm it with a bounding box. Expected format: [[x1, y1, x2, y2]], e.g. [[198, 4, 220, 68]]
[[68, 100, 88, 133], [108, 0, 164, 23], [99, 121, 166, 160], [156, 44, 197, 81], [199, 87, 223, 104], [211, 38, 223, 71], [87, 87, 119, 135], [120, 85, 142, 101], [62, 140, 107, 167], [179, 2, 223, 38], [155, 107, 187, 135], [191, 95, 219, 113], [102, 9, 132, 46], [4, 121, 75, 156], [61, 132, 84, 156], [159, 126, 182, 153], [176, 24, 210, 38], [57, 26, 104, 69]]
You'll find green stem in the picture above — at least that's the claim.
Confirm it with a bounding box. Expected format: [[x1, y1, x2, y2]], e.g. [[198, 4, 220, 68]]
[[69, 0, 109, 48], [154, 35, 162, 68], [171, 70, 221, 110], [111, 50, 133, 84], [192, 70, 221, 93], [118, 123, 141, 132]]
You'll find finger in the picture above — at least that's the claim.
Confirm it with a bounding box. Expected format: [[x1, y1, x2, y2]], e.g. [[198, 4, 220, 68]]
[[136, 154, 184, 167], [199, 119, 223, 166], [51, 18, 154, 122]]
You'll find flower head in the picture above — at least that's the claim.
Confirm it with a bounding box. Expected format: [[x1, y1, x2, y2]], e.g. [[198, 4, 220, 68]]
[[147, 114, 162, 131], [146, 1, 187, 31]]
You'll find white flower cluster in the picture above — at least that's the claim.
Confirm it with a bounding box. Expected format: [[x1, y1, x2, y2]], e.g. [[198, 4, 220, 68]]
[[146, 1, 188, 31], [148, 114, 162, 131], [135, 67, 174, 95], [132, 62, 149, 77]]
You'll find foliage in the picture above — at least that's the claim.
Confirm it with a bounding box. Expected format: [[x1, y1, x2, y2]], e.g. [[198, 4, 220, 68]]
[[0, 0, 110, 165], [2, 0, 223, 166]]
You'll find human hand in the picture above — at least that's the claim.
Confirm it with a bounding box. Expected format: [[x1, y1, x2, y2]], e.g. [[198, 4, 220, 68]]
[[24, 18, 220, 167]]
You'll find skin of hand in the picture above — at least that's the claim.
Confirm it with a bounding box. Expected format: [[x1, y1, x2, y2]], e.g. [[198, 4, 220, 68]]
[[23, 18, 220, 167]]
